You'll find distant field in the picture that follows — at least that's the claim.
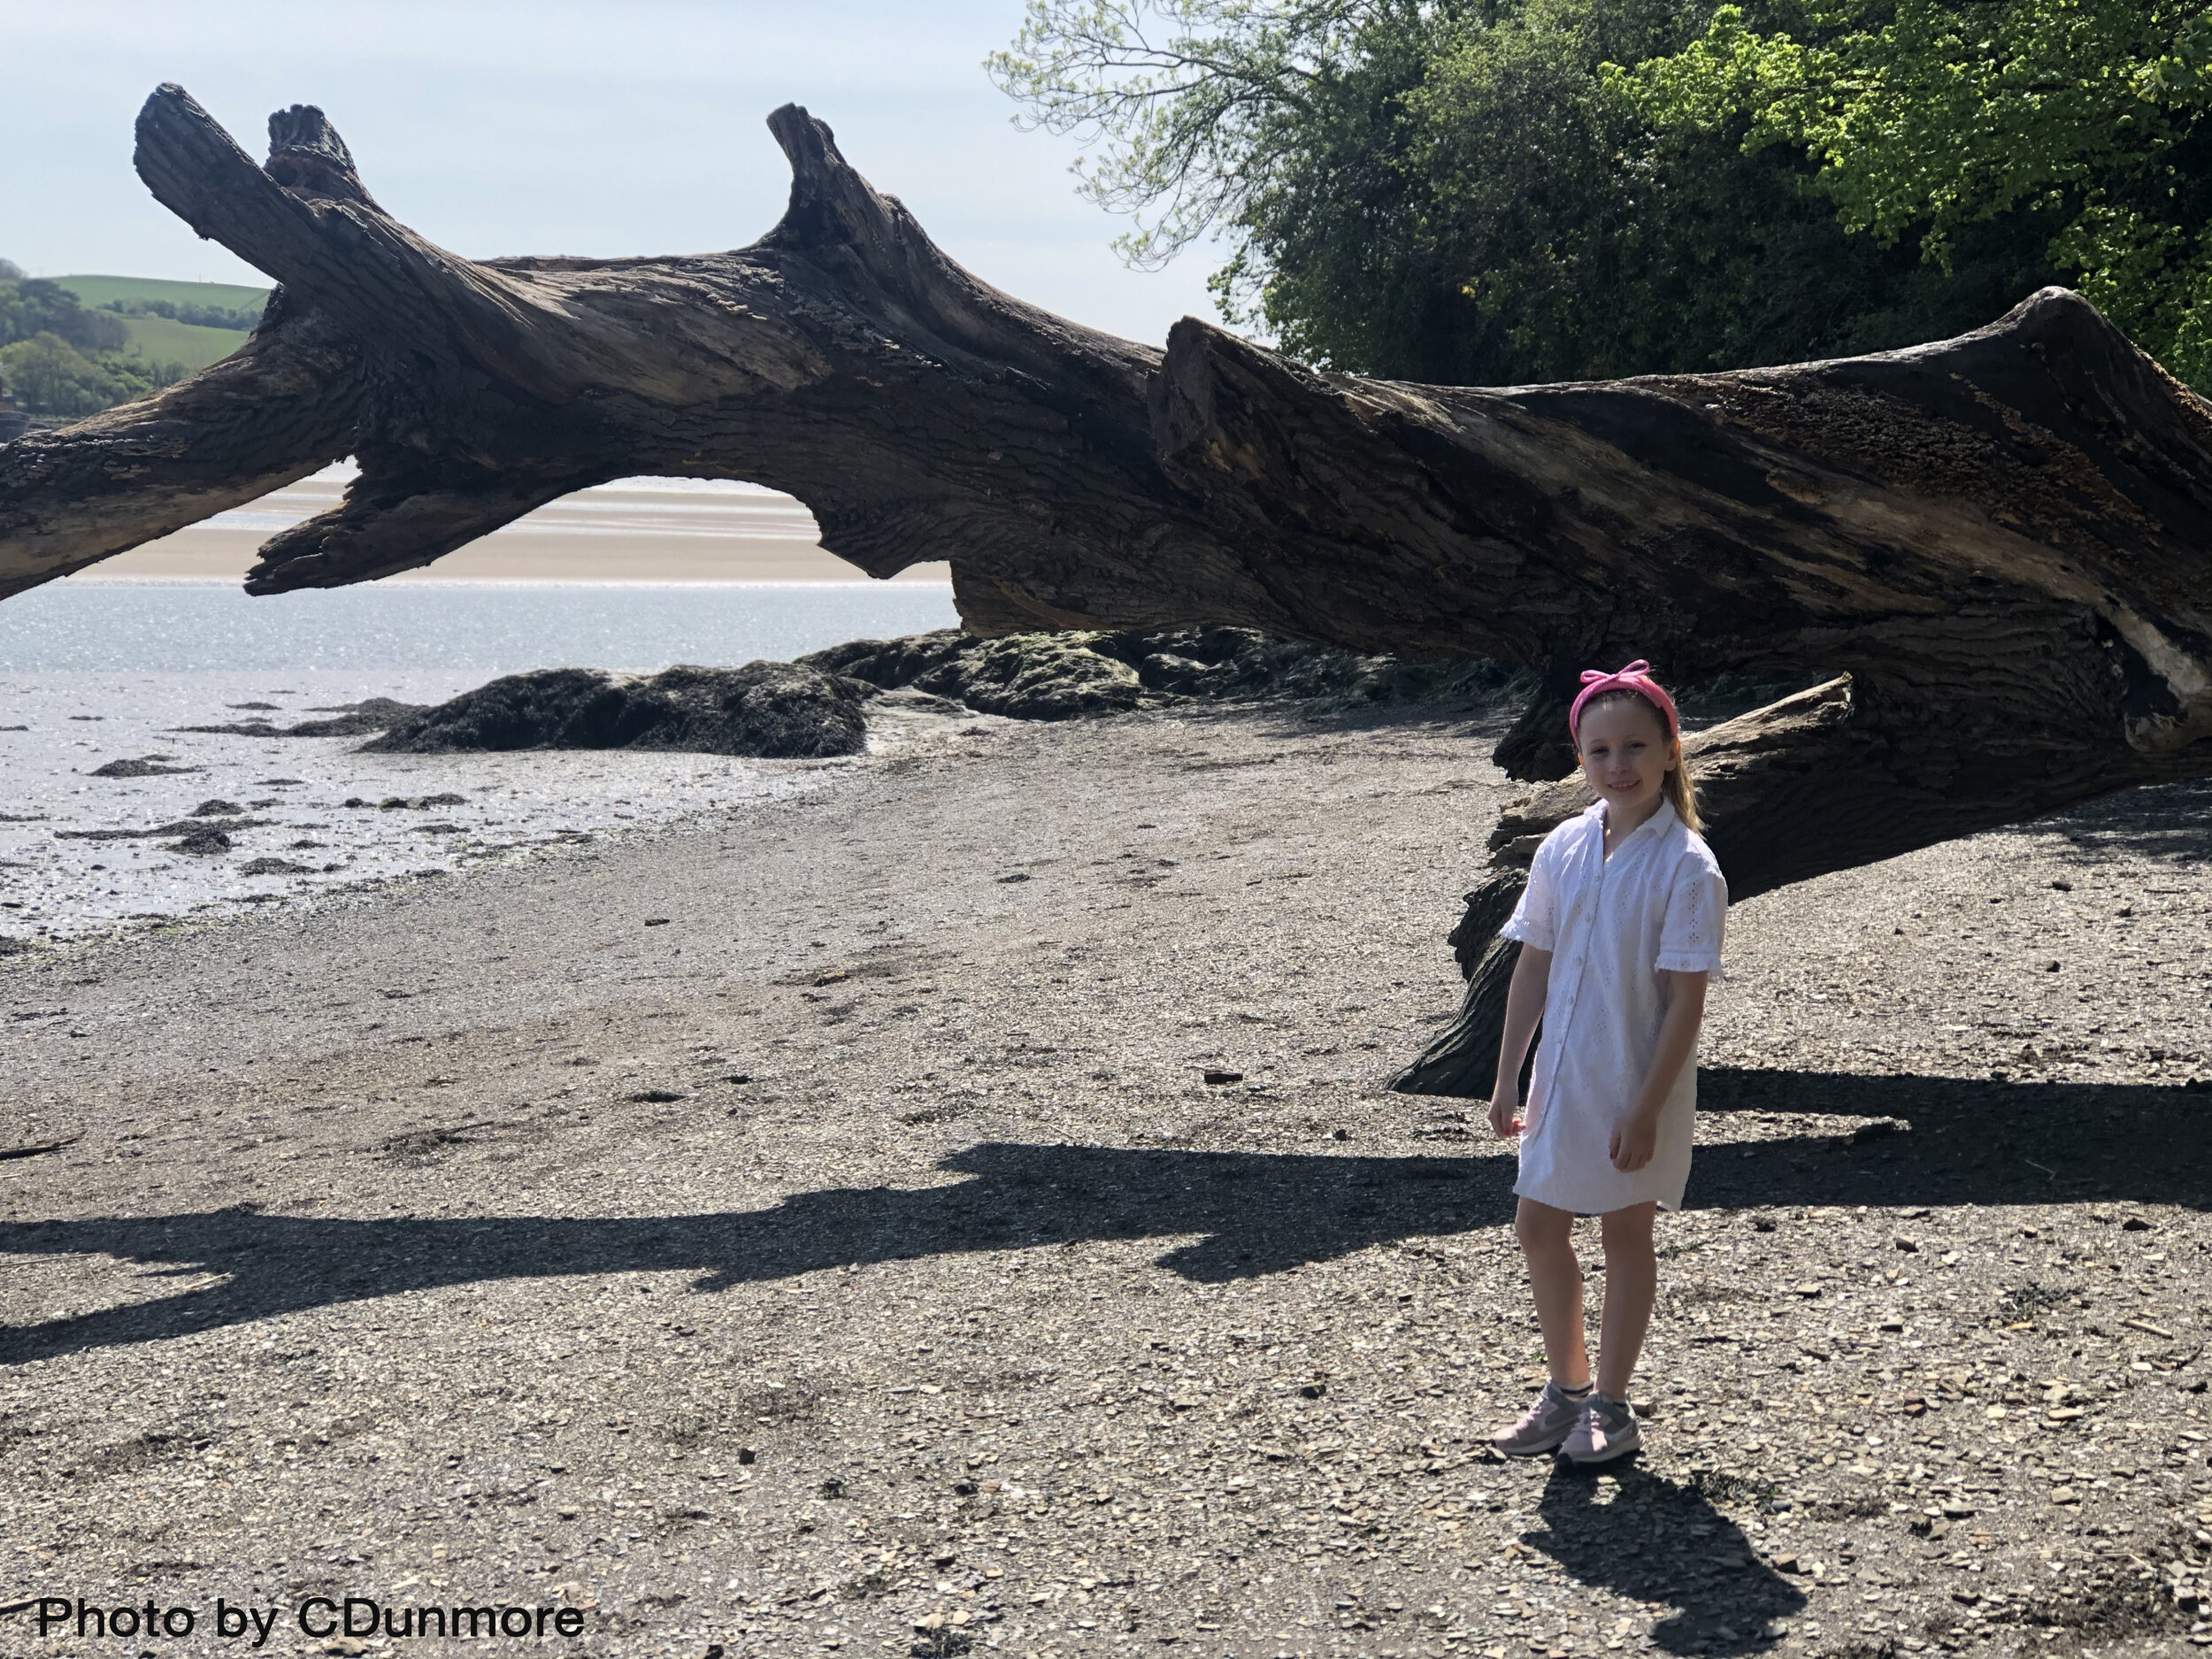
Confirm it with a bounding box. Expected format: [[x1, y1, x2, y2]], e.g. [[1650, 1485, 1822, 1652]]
[[49, 275, 268, 374], [52, 274, 270, 312], [112, 312, 254, 373]]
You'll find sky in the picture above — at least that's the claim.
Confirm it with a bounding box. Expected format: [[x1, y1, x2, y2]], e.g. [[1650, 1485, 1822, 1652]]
[[2, 0, 1224, 346]]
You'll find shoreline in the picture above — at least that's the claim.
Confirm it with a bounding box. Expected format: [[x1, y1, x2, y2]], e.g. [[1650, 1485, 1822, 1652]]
[[0, 668, 996, 954], [67, 467, 954, 585], [1, 701, 2206, 1655]]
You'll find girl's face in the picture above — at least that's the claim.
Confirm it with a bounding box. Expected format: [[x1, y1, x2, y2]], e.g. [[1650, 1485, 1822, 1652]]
[[1575, 696, 1677, 821]]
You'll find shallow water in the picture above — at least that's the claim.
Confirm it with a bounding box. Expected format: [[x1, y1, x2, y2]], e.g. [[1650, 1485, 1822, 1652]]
[[0, 578, 959, 673], [0, 580, 966, 949]]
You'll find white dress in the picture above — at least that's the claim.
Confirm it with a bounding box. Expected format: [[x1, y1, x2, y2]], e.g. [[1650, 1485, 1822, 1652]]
[[1498, 797, 1728, 1214]]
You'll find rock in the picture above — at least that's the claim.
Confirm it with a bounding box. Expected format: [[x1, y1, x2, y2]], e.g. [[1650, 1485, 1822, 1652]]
[[189, 798, 242, 817], [89, 756, 197, 777], [54, 816, 270, 843], [365, 663, 873, 759], [179, 696, 433, 738], [1203, 1071, 1243, 1086], [929, 634, 1141, 721], [802, 625, 1510, 719], [238, 858, 310, 876], [802, 630, 976, 690], [171, 828, 231, 856]]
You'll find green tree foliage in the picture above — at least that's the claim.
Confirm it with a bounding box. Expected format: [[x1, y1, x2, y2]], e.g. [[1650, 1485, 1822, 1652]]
[[0, 334, 134, 419], [0, 270, 187, 417], [1626, 1, 2212, 388], [99, 295, 264, 332], [0, 275, 130, 355], [992, 1, 2186, 386], [993, 1, 1371, 273]]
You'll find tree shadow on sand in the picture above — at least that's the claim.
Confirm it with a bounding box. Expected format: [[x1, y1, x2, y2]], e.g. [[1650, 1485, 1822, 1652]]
[[2003, 772, 2212, 867], [2, 1066, 2205, 1364], [1531, 1464, 1807, 1654]]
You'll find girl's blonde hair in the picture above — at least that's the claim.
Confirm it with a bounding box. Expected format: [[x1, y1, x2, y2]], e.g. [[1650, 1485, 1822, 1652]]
[[1576, 687, 1701, 833]]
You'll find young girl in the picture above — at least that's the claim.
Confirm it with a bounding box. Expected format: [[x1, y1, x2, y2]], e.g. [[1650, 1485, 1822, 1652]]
[[1485, 660, 1726, 1465]]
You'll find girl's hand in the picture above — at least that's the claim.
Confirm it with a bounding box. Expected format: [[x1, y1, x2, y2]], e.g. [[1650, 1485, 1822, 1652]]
[[1487, 1092, 1524, 1139], [1609, 1107, 1659, 1171]]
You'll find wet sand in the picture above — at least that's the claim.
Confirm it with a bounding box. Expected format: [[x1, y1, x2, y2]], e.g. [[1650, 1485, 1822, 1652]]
[[0, 674, 987, 947], [79, 472, 954, 585]]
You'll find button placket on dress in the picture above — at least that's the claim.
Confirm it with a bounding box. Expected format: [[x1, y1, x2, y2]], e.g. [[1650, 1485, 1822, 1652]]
[[1527, 818, 1601, 1146], [1527, 806, 1659, 1151]]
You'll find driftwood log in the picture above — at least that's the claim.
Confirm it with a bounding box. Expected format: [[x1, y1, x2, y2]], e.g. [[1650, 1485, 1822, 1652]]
[[3, 87, 2208, 1094]]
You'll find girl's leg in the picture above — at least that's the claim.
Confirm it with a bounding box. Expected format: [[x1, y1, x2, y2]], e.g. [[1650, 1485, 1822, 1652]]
[[1595, 1202, 1659, 1398], [1515, 1197, 1591, 1388]]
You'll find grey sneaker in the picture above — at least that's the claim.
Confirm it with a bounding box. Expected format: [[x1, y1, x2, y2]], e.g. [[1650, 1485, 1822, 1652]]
[[1561, 1393, 1641, 1465], [1491, 1381, 1592, 1456]]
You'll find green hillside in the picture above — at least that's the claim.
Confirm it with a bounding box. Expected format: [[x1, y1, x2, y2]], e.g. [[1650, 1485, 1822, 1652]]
[[48, 275, 267, 376], [53, 275, 270, 313], [112, 311, 254, 373]]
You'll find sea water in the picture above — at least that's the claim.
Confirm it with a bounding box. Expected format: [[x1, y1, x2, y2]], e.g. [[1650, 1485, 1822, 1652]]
[[0, 577, 960, 674]]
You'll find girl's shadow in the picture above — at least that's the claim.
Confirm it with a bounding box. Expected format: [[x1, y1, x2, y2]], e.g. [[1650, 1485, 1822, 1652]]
[[1532, 1463, 1805, 1655]]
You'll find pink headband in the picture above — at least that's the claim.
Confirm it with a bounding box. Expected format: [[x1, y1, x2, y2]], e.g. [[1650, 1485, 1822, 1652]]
[[1568, 658, 1678, 742]]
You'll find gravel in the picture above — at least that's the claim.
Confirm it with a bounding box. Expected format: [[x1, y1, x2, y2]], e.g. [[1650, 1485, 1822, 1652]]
[[1, 700, 2207, 1659]]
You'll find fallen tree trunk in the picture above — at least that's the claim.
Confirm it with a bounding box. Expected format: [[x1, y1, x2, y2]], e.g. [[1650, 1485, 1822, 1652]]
[[3, 87, 2208, 1074]]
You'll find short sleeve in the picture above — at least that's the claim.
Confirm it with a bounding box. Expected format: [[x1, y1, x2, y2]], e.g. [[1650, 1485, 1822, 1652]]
[[1499, 836, 1561, 953], [1655, 856, 1727, 976]]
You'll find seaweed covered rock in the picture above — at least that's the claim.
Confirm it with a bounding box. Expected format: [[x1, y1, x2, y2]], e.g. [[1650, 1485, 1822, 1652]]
[[933, 634, 1142, 720], [802, 626, 1509, 716], [180, 696, 433, 738], [365, 663, 872, 759], [1113, 626, 1510, 708], [803, 630, 1137, 718]]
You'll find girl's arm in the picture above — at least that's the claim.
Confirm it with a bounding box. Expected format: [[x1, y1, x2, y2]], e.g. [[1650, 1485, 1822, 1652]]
[[1610, 969, 1709, 1171], [1487, 945, 1553, 1137]]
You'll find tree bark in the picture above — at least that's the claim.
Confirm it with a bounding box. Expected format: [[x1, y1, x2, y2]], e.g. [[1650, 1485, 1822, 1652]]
[[3, 85, 2208, 1039]]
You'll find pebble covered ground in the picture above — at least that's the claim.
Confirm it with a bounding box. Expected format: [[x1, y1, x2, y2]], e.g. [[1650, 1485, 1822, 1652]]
[[1, 702, 2208, 1659]]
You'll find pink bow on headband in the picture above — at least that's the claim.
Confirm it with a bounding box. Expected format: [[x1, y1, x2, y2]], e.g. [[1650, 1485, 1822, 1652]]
[[1568, 659, 1679, 741]]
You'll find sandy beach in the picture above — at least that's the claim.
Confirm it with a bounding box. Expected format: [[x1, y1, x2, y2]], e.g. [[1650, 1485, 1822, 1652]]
[[76, 471, 954, 585], [2, 698, 2207, 1657]]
